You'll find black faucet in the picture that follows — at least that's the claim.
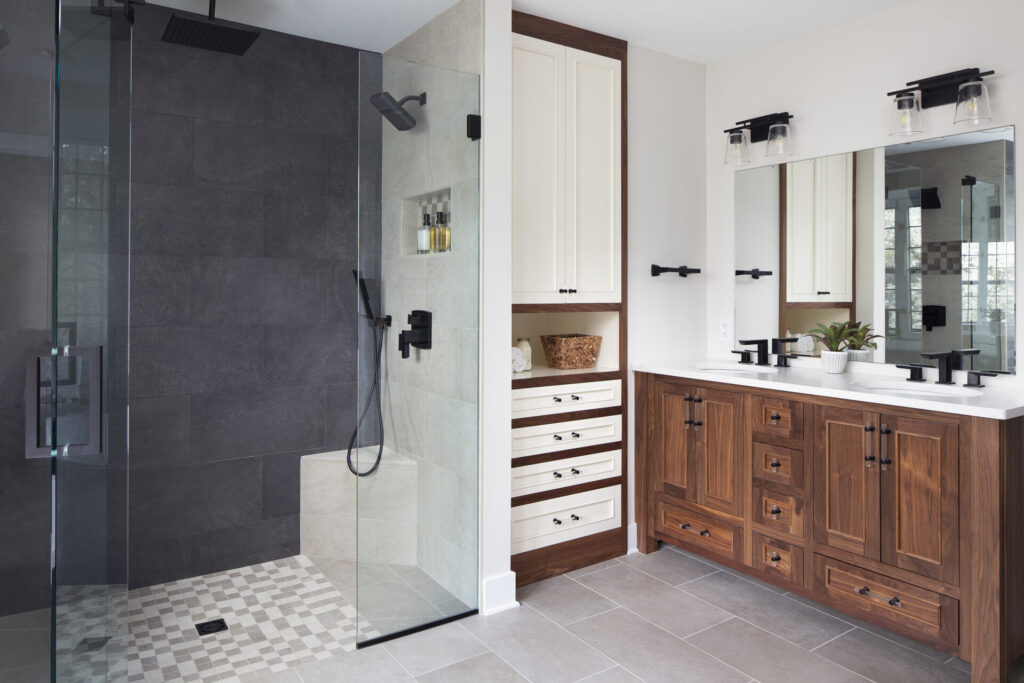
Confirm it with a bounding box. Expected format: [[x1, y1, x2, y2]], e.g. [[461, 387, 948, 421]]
[[738, 339, 770, 367], [920, 351, 955, 385], [965, 370, 998, 387], [772, 337, 799, 367], [952, 348, 980, 370], [896, 363, 932, 382], [398, 310, 432, 359]]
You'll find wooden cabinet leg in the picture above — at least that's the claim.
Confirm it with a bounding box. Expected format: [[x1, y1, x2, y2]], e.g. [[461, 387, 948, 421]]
[[639, 534, 658, 554]]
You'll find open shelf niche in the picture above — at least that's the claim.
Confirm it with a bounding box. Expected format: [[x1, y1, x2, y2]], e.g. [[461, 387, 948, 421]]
[[402, 187, 452, 256], [511, 311, 620, 386]]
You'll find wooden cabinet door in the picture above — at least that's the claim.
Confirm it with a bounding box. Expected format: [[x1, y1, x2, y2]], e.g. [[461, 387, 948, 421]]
[[695, 387, 745, 517], [511, 34, 566, 304], [813, 405, 880, 560], [564, 47, 621, 304], [879, 415, 959, 584], [652, 378, 697, 503]]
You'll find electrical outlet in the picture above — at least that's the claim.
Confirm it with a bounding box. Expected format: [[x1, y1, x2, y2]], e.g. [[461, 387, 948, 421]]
[[719, 318, 731, 342]]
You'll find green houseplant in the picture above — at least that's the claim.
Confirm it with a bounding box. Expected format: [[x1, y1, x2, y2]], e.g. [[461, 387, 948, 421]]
[[809, 321, 856, 374], [845, 321, 883, 361]]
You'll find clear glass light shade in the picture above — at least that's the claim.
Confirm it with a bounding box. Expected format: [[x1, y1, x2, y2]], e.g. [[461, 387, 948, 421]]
[[889, 92, 922, 136], [954, 79, 992, 125], [724, 129, 750, 165], [764, 123, 792, 157]]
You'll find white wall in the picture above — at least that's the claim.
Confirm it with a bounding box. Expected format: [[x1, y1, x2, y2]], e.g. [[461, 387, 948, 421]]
[[704, 0, 1024, 387], [626, 45, 707, 538]]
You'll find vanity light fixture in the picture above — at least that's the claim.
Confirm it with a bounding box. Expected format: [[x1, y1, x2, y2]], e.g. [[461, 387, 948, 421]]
[[724, 112, 793, 164], [886, 68, 995, 133]]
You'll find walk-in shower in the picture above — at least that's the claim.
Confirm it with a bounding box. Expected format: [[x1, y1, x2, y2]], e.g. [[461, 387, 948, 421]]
[[0, 0, 481, 678]]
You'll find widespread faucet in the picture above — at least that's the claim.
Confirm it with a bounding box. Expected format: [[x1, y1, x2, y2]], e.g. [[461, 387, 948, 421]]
[[772, 337, 798, 367], [737, 339, 771, 367], [920, 351, 954, 385]]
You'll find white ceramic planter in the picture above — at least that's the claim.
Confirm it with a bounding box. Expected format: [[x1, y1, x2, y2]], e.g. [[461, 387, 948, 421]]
[[846, 348, 871, 362], [821, 350, 849, 374]]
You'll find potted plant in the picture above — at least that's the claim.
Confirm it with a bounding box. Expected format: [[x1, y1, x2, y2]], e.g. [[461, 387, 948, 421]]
[[846, 322, 883, 362], [809, 321, 855, 374]]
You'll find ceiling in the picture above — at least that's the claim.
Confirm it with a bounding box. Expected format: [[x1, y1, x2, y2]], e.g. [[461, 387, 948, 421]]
[[150, 0, 463, 52], [512, 0, 917, 64]]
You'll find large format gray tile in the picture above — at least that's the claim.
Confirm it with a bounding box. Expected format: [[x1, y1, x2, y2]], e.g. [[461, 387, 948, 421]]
[[130, 110, 192, 185], [621, 547, 718, 585], [577, 564, 730, 638], [682, 570, 851, 649], [577, 666, 642, 682], [0, 628, 49, 674], [567, 608, 747, 683], [687, 618, 866, 683], [292, 646, 411, 682], [383, 622, 487, 677], [815, 628, 969, 683], [0, 610, 48, 631], [461, 605, 613, 683], [517, 575, 616, 626], [565, 558, 622, 579], [357, 581, 443, 622], [415, 652, 526, 683]]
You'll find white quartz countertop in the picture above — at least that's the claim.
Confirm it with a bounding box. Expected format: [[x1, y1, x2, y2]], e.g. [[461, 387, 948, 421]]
[[632, 360, 1024, 420]]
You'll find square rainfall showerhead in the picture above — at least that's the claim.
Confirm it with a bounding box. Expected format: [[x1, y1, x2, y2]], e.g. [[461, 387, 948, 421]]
[[161, 13, 260, 56]]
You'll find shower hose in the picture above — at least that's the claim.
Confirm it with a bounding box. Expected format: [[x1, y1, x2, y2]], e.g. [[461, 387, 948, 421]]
[[346, 321, 387, 477]]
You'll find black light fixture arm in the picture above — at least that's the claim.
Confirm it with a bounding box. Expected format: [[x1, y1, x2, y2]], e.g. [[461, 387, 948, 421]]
[[724, 112, 793, 143], [735, 268, 773, 280], [651, 264, 701, 278], [886, 68, 995, 108]]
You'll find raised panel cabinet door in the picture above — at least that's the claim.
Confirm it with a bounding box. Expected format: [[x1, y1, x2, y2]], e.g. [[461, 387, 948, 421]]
[[653, 378, 697, 502], [813, 405, 881, 559], [879, 415, 959, 584], [785, 159, 818, 302], [695, 387, 745, 517], [816, 153, 854, 303], [511, 34, 567, 304], [564, 47, 621, 304]]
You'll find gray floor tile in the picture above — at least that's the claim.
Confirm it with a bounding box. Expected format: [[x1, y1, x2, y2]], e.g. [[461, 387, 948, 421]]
[[0, 663, 49, 683], [814, 628, 970, 683], [567, 608, 748, 682], [577, 564, 731, 638], [687, 618, 867, 682], [681, 570, 851, 649], [356, 581, 443, 621], [947, 657, 970, 674], [565, 558, 623, 579], [621, 547, 719, 585], [397, 568, 460, 606], [783, 591, 951, 661], [383, 622, 487, 677], [0, 610, 49, 631], [518, 575, 617, 626], [0, 628, 49, 673], [415, 652, 527, 682], [292, 646, 412, 682], [317, 559, 396, 592], [251, 670, 302, 682], [577, 666, 642, 682], [461, 604, 613, 683]]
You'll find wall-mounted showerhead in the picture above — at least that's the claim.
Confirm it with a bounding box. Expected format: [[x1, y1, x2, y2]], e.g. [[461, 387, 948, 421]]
[[162, 0, 260, 55], [370, 91, 426, 131]]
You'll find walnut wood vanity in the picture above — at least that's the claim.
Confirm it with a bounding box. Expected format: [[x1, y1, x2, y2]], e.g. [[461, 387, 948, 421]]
[[635, 370, 1024, 683]]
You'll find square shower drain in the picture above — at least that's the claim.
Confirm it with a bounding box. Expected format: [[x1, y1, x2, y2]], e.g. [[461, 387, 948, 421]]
[[195, 618, 229, 636], [73, 636, 112, 653]]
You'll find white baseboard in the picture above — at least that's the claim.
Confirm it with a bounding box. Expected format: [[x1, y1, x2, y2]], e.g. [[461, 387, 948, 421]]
[[626, 522, 639, 554], [480, 570, 519, 615]]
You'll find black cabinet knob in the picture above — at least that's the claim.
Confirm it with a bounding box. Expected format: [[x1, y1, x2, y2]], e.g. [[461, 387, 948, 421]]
[[864, 425, 876, 432], [571, 395, 581, 401], [770, 507, 782, 516], [552, 518, 562, 525], [770, 460, 782, 470], [699, 529, 711, 537], [888, 597, 902, 608], [770, 553, 782, 563], [858, 586, 870, 596], [553, 471, 562, 478], [680, 523, 692, 530], [571, 468, 581, 475], [553, 396, 563, 403], [770, 413, 782, 422], [571, 432, 581, 438], [570, 514, 580, 521], [865, 454, 876, 464], [553, 434, 563, 441], [558, 288, 568, 294]]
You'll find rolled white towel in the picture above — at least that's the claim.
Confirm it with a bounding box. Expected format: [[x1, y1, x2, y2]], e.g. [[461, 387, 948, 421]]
[[512, 346, 526, 373]]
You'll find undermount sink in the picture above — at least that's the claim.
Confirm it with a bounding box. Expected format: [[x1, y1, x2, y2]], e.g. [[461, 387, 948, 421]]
[[690, 362, 779, 374], [850, 380, 982, 398]]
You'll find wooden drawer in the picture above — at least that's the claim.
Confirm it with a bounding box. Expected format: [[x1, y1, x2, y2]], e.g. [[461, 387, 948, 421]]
[[512, 380, 621, 419], [752, 532, 805, 588], [511, 485, 621, 555], [512, 414, 621, 458], [653, 498, 741, 563], [751, 396, 804, 441], [752, 486, 806, 539], [512, 449, 621, 497], [752, 441, 804, 490], [813, 554, 959, 650]]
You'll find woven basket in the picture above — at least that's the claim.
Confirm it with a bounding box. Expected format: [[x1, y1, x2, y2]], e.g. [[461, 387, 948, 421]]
[[540, 334, 602, 369]]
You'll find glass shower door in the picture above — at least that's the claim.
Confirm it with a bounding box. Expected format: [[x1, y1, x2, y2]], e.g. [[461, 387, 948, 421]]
[[51, 1, 131, 679], [353, 52, 480, 645]]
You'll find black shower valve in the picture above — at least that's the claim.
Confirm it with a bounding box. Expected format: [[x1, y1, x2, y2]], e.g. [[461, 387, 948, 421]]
[[398, 310, 432, 359]]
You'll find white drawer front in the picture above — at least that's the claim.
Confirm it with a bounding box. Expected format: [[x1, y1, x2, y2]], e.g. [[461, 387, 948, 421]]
[[512, 450, 621, 497], [511, 380, 621, 419], [511, 485, 621, 554], [511, 414, 620, 458]]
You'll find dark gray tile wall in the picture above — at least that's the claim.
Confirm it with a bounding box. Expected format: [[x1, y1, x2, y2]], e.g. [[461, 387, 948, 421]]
[[128, 5, 374, 588]]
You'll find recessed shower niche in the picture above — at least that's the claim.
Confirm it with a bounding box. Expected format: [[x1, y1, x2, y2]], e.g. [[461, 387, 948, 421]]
[[402, 187, 453, 256]]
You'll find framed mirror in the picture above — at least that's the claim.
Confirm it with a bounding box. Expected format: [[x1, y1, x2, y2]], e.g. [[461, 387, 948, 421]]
[[733, 126, 1015, 373]]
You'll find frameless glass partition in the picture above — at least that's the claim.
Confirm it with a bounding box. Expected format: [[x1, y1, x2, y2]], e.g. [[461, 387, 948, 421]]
[[354, 52, 480, 644]]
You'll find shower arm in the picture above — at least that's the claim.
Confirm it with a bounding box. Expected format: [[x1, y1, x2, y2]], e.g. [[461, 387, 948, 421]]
[[397, 92, 427, 108]]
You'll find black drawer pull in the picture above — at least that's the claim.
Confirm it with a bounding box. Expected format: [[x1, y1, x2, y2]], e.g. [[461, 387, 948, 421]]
[[553, 471, 563, 479], [769, 413, 781, 423], [864, 425, 876, 432], [699, 529, 711, 537], [770, 460, 782, 470], [571, 395, 581, 401], [770, 553, 782, 564], [817, 290, 831, 295], [571, 432, 581, 438], [571, 468, 581, 475], [864, 454, 876, 466], [567, 288, 577, 294], [558, 288, 568, 294], [553, 518, 562, 525], [769, 506, 782, 517], [888, 597, 902, 607], [553, 434, 563, 441], [553, 396, 563, 403], [570, 514, 580, 521], [680, 523, 692, 530], [858, 586, 870, 595]]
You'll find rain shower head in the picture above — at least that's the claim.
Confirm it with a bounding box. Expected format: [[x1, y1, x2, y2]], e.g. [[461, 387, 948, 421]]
[[161, 0, 260, 56], [370, 91, 426, 131]]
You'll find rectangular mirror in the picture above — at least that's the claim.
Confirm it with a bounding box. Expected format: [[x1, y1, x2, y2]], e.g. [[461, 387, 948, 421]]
[[734, 126, 1015, 373]]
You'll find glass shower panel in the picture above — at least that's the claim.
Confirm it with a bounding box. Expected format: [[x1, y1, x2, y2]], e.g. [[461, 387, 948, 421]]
[[52, 1, 131, 679], [354, 52, 480, 645]]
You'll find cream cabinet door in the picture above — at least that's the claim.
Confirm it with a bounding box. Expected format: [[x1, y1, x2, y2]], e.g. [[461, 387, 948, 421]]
[[565, 47, 621, 304], [786, 159, 818, 302], [817, 154, 854, 303], [512, 34, 566, 304]]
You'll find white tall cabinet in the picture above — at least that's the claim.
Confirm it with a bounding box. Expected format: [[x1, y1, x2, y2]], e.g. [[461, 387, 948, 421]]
[[785, 153, 854, 303], [511, 34, 622, 304]]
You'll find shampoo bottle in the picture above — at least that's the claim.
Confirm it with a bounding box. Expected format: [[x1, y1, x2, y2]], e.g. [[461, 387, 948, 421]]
[[418, 213, 432, 254]]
